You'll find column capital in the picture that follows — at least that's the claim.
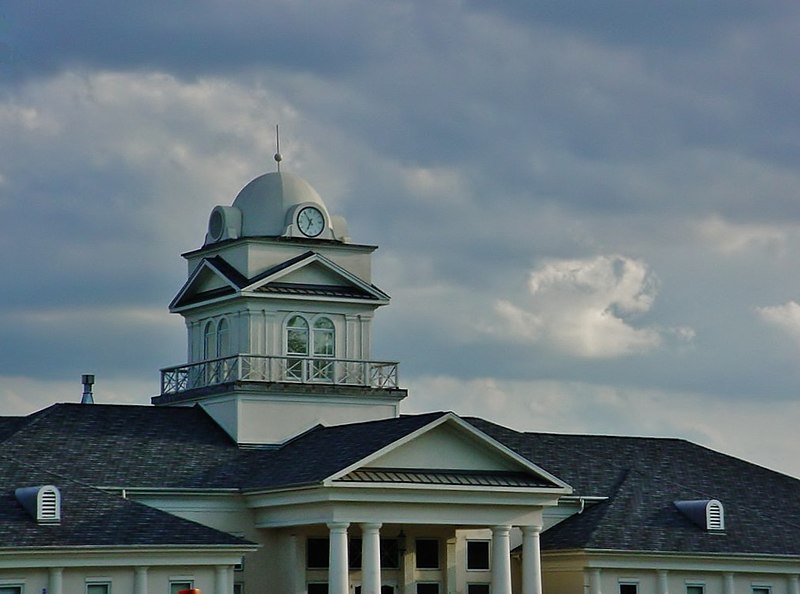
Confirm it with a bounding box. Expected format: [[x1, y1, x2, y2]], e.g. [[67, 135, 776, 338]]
[[492, 524, 512, 534], [521, 525, 543, 536], [360, 522, 383, 531], [327, 521, 350, 532]]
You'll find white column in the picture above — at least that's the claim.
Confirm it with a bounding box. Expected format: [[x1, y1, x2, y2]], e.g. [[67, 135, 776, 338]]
[[789, 574, 800, 594], [723, 572, 735, 594], [48, 567, 64, 594], [521, 525, 543, 594], [361, 523, 383, 594], [329, 522, 351, 594], [134, 567, 148, 594], [491, 525, 513, 594], [587, 568, 602, 594], [215, 565, 231, 594], [657, 569, 669, 594]]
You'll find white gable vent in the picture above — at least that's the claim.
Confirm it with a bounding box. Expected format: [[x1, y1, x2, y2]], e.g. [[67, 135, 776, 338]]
[[15, 485, 62, 524], [674, 499, 725, 532]]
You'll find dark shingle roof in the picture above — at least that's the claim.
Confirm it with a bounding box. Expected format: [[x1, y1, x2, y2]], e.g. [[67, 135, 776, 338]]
[[4, 403, 800, 557], [233, 412, 448, 490], [0, 404, 244, 489], [0, 454, 253, 549], [465, 417, 800, 557]]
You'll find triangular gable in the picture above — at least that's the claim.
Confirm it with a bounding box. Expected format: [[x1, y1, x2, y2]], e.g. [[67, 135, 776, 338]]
[[324, 413, 571, 492], [243, 251, 390, 303], [169, 256, 246, 311]]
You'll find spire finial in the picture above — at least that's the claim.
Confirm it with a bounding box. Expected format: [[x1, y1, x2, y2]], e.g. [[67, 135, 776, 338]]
[[274, 124, 282, 172]]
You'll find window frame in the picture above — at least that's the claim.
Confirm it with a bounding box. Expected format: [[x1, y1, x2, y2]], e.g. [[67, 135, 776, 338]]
[[618, 582, 639, 594], [169, 580, 194, 594], [307, 536, 330, 569], [0, 586, 23, 594], [467, 585, 490, 594], [86, 583, 111, 594], [686, 583, 705, 594], [466, 539, 491, 571], [415, 538, 440, 570], [416, 584, 440, 594]]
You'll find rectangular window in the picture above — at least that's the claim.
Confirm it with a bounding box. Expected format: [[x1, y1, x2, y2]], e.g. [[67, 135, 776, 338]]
[[170, 582, 193, 594], [415, 539, 440, 569], [87, 585, 110, 594], [381, 538, 400, 568], [619, 584, 638, 594], [468, 585, 490, 594], [233, 585, 243, 594], [349, 537, 363, 568], [752, 588, 771, 594], [686, 585, 704, 594], [0, 588, 23, 594], [308, 584, 329, 594], [417, 584, 439, 594], [307, 537, 330, 568], [466, 540, 490, 571]]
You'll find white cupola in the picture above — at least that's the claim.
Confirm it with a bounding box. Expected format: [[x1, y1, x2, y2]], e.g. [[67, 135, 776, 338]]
[[153, 169, 406, 445]]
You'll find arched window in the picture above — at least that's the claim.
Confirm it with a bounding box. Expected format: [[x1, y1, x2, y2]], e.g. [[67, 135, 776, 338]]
[[217, 318, 230, 358], [203, 320, 217, 360], [313, 317, 335, 358], [312, 317, 335, 380], [286, 315, 310, 356]]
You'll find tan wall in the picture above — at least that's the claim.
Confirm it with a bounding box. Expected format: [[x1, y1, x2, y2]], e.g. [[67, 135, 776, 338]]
[[0, 565, 226, 594]]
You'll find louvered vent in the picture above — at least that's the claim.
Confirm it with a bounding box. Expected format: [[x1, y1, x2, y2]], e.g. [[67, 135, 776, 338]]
[[14, 485, 61, 524], [706, 499, 724, 531], [38, 486, 60, 523], [674, 498, 725, 532]]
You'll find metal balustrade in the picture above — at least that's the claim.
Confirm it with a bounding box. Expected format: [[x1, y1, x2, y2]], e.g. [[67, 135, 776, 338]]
[[160, 354, 399, 394]]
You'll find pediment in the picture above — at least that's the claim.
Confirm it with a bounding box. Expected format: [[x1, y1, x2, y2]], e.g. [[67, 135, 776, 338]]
[[170, 256, 245, 311], [326, 414, 570, 492], [243, 251, 389, 303]]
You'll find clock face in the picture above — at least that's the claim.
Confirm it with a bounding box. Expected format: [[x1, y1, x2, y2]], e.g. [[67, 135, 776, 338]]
[[297, 206, 325, 237]]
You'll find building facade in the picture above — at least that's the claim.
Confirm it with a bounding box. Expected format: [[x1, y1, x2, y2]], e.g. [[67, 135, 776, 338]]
[[2, 168, 800, 594]]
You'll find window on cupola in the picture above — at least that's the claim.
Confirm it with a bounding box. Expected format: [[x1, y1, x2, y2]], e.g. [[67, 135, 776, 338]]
[[285, 315, 336, 381], [287, 315, 310, 380], [204, 320, 217, 360], [312, 317, 335, 380]]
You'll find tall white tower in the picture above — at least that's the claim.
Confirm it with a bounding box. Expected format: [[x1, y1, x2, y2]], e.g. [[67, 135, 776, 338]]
[[153, 170, 406, 444]]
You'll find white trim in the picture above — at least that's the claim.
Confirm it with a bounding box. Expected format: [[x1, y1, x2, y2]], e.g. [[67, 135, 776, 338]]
[[322, 413, 571, 493]]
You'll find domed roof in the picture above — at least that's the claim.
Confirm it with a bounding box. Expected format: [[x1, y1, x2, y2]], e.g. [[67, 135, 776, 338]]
[[232, 172, 329, 237]]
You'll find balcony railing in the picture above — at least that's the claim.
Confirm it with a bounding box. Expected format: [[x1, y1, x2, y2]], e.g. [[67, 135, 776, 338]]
[[160, 354, 399, 395]]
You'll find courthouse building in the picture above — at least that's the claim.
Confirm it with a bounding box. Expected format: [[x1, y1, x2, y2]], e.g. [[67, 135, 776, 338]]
[[2, 168, 800, 594]]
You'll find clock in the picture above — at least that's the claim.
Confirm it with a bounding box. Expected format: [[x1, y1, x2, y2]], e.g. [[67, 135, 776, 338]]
[[297, 206, 325, 237]]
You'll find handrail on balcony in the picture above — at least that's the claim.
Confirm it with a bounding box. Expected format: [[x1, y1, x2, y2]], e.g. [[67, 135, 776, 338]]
[[160, 354, 399, 394]]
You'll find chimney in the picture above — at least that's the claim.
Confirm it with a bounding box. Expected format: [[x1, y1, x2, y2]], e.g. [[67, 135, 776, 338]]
[[81, 374, 95, 404]]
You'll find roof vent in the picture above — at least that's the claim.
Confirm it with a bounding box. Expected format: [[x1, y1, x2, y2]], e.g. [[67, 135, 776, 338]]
[[15, 485, 62, 524], [81, 374, 94, 404], [674, 499, 725, 532]]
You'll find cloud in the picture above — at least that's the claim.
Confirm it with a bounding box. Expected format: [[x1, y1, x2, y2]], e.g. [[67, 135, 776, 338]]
[[757, 301, 800, 346], [696, 215, 789, 254], [492, 255, 682, 358]]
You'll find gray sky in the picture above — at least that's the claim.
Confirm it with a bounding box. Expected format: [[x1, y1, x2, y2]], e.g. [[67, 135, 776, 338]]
[[2, 1, 800, 476]]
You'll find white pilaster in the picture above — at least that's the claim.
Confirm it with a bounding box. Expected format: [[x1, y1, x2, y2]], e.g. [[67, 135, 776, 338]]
[[789, 574, 800, 594], [588, 568, 602, 594], [361, 522, 383, 594], [215, 565, 231, 594], [657, 569, 669, 594], [48, 567, 63, 594], [329, 522, 351, 594], [521, 525, 543, 594], [723, 572, 735, 594], [491, 525, 513, 594], [134, 567, 148, 594]]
